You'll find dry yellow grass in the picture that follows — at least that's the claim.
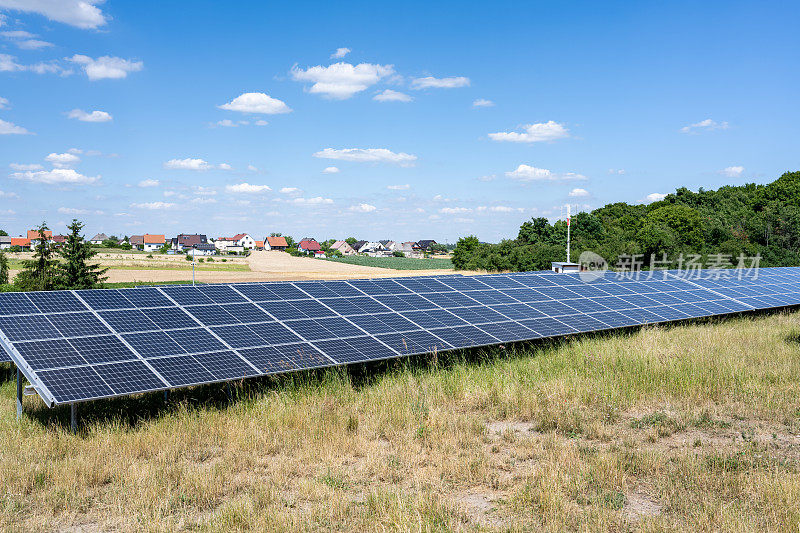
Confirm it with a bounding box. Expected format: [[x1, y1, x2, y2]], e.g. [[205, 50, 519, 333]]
[[1, 311, 800, 531]]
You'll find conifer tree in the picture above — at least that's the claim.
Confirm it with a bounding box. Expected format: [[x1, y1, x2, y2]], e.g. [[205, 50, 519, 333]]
[[0, 250, 9, 285], [59, 219, 108, 289], [15, 223, 59, 291]]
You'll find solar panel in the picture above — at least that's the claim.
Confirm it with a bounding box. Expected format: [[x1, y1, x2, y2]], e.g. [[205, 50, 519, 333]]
[[3, 267, 799, 407]]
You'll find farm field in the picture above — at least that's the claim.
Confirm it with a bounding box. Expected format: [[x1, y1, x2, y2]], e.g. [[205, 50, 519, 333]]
[[4, 250, 457, 284], [323, 255, 454, 270], [2, 311, 799, 531]]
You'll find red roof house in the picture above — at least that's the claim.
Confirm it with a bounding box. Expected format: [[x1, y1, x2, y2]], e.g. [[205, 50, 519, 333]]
[[298, 239, 321, 252], [266, 236, 288, 250]]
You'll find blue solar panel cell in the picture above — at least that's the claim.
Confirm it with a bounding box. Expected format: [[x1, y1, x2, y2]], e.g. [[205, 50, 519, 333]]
[[15, 339, 85, 370], [68, 335, 137, 364], [51, 312, 111, 338], [258, 300, 335, 321], [530, 300, 577, 317], [197, 285, 248, 304], [193, 351, 258, 380], [500, 288, 550, 303], [210, 325, 265, 349], [518, 318, 576, 338], [315, 336, 396, 363], [240, 342, 330, 373], [446, 306, 508, 325], [489, 303, 546, 320], [117, 287, 173, 308], [142, 307, 198, 330], [148, 355, 215, 387], [94, 360, 166, 395], [400, 309, 466, 329], [27, 291, 87, 313], [560, 314, 611, 333], [347, 313, 420, 334], [167, 328, 228, 353], [478, 321, 538, 342], [247, 321, 303, 345], [160, 286, 214, 306], [377, 330, 450, 354], [588, 311, 637, 329], [98, 309, 159, 333], [37, 366, 113, 403], [0, 314, 60, 342], [231, 284, 279, 302], [0, 292, 38, 316], [431, 325, 499, 348], [75, 290, 133, 310], [379, 294, 439, 312], [185, 305, 239, 326], [122, 331, 186, 358]]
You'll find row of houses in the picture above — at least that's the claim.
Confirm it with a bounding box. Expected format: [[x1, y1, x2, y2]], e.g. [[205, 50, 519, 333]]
[[326, 239, 438, 257]]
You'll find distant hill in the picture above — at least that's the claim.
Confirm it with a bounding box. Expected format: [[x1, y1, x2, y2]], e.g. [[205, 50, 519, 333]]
[[452, 171, 800, 271]]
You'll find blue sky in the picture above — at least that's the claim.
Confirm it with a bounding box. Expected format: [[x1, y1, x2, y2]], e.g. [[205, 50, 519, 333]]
[[0, 1, 797, 243]]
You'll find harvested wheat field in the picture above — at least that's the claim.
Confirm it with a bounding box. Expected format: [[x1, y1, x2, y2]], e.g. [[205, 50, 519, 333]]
[[2, 311, 800, 531]]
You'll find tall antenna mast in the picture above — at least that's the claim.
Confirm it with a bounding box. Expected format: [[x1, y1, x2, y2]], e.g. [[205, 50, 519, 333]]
[[566, 203, 571, 263]]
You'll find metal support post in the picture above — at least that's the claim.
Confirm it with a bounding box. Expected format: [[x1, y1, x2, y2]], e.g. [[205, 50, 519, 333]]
[[70, 403, 78, 433], [16, 369, 23, 420], [164, 389, 169, 402]]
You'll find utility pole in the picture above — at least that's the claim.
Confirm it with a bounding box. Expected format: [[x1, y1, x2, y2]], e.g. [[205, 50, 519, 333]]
[[566, 203, 571, 263], [191, 248, 196, 286]]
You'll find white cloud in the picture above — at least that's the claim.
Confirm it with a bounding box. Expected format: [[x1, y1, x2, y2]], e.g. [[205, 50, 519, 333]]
[[0, 53, 65, 75], [0, 189, 18, 198], [218, 92, 292, 115], [440, 207, 471, 214], [192, 186, 216, 196], [644, 193, 667, 203], [57, 207, 89, 215], [0, 0, 108, 29], [0, 96, 7, 108], [373, 89, 412, 102], [568, 188, 590, 197], [292, 196, 333, 205], [11, 168, 99, 185], [130, 201, 175, 210], [217, 163, 232, 170], [138, 179, 159, 188], [476, 205, 515, 213], [191, 197, 216, 205], [225, 183, 271, 193], [45, 152, 80, 167], [290, 62, 395, 99], [16, 38, 53, 50], [163, 158, 211, 171], [472, 98, 494, 108], [721, 165, 744, 177], [254, 119, 268, 126], [608, 168, 626, 175], [313, 148, 417, 166], [489, 121, 570, 143], [9, 163, 41, 170], [387, 184, 410, 190], [506, 165, 586, 182], [477, 174, 496, 182], [680, 118, 729, 134], [349, 203, 377, 213], [322, 166, 340, 174], [410, 76, 470, 89], [68, 55, 143, 81], [247, 165, 259, 172], [330, 47, 351, 59], [0, 118, 30, 134], [67, 108, 112, 122], [215, 119, 237, 127], [279, 187, 301, 195]]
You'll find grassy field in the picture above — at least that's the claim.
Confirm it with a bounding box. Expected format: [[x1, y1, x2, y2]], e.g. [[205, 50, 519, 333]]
[[2, 311, 800, 531], [323, 255, 454, 270]]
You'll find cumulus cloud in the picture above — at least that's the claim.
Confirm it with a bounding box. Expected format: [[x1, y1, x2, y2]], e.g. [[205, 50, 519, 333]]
[[57, 207, 90, 215], [218, 92, 292, 114], [681, 118, 729, 134], [568, 188, 590, 197], [322, 166, 340, 174], [608, 168, 626, 175], [67, 108, 112, 122], [225, 183, 271, 193], [11, 168, 99, 185], [410, 76, 470, 89], [440, 207, 471, 214], [721, 165, 744, 177], [373, 89, 412, 102], [163, 158, 211, 171], [477, 174, 496, 182], [0, 53, 66, 75], [45, 152, 80, 167], [68, 55, 143, 81], [476, 205, 516, 213], [292, 196, 333, 205], [130, 201, 175, 210], [472, 98, 494, 108], [214, 119, 237, 127], [191, 197, 216, 205], [0, 96, 7, 109], [644, 193, 667, 203], [313, 148, 417, 166], [506, 164, 586, 182], [138, 179, 159, 188], [217, 163, 232, 170], [1, 30, 53, 49], [387, 184, 410, 190], [349, 203, 377, 213], [290, 62, 395, 99], [254, 119, 268, 126], [0, 118, 30, 134], [489, 121, 570, 143], [0, 0, 108, 29], [279, 187, 301, 195], [9, 163, 42, 170], [330, 47, 351, 59]]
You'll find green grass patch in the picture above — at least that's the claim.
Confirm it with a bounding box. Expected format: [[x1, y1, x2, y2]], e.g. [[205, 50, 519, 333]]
[[322, 255, 453, 270]]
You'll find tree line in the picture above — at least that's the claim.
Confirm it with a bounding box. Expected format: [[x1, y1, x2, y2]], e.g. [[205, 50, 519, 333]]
[[0, 220, 107, 291], [452, 171, 800, 271]]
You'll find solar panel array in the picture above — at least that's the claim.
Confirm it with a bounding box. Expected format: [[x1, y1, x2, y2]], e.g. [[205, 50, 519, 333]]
[[1, 267, 799, 407]]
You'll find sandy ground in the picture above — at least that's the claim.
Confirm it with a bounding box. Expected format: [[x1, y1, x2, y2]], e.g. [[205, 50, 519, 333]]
[[8, 251, 456, 284]]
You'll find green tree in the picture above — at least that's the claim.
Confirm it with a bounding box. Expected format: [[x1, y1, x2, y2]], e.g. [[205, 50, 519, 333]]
[[452, 235, 481, 270], [517, 217, 554, 245], [59, 219, 108, 289], [15, 223, 60, 291], [345, 237, 357, 246], [0, 229, 8, 236], [0, 251, 9, 284]]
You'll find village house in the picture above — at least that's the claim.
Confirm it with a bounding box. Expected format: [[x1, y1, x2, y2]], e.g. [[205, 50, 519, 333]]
[[129, 235, 145, 250], [10, 237, 31, 250], [171, 234, 207, 252], [298, 238, 321, 255], [27, 229, 53, 245], [142, 234, 166, 252], [89, 233, 109, 245], [416, 239, 438, 252], [264, 236, 288, 251], [0, 236, 11, 250], [329, 240, 356, 255], [353, 240, 384, 256], [186, 243, 216, 256]]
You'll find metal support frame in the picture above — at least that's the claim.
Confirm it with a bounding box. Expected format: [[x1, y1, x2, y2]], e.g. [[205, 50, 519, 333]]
[[16, 368, 22, 420], [226, 382, 233, 402], [70, 403, 78, 433], [164, 389, 169, 402]]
